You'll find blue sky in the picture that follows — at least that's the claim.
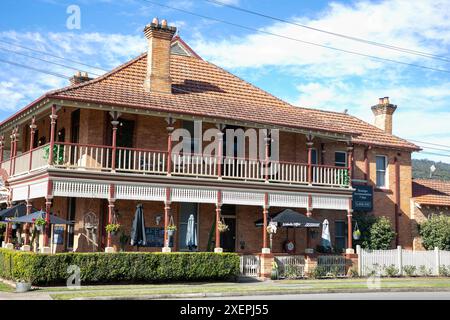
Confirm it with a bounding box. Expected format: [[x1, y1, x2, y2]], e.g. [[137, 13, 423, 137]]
[[0, 0, 449, 163]]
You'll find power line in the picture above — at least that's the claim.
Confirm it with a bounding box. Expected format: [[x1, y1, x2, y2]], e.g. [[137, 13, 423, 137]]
[[0, 38, 108, 73], [419, 151, 450, 158], [206, 0, 450, 63], [408, 139, 450, 149], [139, 0, 450, 74], [0, 46, 101, 77], [418, 145, 450, 153], [0, 57, 70, 80]]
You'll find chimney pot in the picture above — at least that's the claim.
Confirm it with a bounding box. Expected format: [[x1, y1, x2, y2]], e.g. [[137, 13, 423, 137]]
[[152, 17, 159, 25], [161, 19, 168, 27], [378, 97, 383, 104], [383, 96, 389, 104]]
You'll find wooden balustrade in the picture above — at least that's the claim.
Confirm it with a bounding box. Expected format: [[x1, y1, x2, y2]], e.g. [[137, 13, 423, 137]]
[[0, 142, 350, 188]]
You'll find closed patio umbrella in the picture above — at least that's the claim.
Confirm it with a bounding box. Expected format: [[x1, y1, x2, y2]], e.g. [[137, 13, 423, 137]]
[[10, 211, 73, 225], [130, 204, 146, 250], [185, 214, 197, 250], [321, 219, 332, 249], [0, 203, 38, 221]]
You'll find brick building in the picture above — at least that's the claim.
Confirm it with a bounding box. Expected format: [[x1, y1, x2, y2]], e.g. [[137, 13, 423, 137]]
[[0, 19, 419, 257], [411, 179, 450, 250]]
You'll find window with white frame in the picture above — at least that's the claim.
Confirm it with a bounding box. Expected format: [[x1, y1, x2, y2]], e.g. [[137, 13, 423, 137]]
[[376, 155, 388, 188], [334, 151, 347, 167]]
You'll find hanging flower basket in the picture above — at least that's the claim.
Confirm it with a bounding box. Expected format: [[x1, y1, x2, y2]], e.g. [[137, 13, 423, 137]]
[[106, 223, 121, 236], [33, 217, 46, 232], [11, 223, 18, 230], [353, 222, 361, 240], [217, 218, 229, 233], [167, 225, 177, 237]]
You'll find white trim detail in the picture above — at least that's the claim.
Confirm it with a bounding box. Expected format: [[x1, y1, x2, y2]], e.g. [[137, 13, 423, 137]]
[[116, 184, 166, 201], [269, 193, 308, 208], [171, 187, 217, 204], [222, 190, 265, 206], [53, 181, 109, 199], [312, 195, 349, 210], [12, 185, 28, 201], [29, 181, 48, 199]]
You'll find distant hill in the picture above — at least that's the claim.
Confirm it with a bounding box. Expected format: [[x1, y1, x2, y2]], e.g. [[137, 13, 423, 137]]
[[412, 159, 450, 180]]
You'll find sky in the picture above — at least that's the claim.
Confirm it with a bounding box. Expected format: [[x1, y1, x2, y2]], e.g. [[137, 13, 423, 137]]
[[0, 0, 449, 164]]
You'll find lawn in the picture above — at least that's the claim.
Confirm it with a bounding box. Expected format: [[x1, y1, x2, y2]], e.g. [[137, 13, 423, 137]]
[[0, 282, 13, 292], [35, 277, 450, 300]]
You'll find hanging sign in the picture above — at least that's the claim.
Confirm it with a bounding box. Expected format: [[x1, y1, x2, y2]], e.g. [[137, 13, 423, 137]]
[[352, 185, 373, 212]]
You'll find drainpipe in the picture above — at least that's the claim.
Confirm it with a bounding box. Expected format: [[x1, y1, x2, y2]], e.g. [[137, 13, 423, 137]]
[[394, 156, 400, 246]]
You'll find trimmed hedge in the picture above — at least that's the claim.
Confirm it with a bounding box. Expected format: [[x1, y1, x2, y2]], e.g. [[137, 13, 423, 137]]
[[0, 249, 240, 285]]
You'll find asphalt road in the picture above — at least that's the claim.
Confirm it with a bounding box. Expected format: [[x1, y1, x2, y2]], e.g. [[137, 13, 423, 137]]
[[183, 291, 450, 300]]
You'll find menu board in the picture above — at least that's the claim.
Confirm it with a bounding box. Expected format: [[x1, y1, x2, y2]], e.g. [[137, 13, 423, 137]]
[[144, 227, 173, 247]]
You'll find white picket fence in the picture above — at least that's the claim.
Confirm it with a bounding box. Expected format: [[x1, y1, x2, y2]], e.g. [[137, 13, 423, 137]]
[[240, 255, 260, 277], [317, 255, 347, 277], [357, 245, 450, 276], [275, 255, 305, 278]]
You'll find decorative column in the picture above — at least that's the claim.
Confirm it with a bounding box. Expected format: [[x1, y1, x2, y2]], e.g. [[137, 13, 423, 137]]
[[216, 128, 224, 179], [264, 130, 270, 183], [162, 187, 172, 252], [105, 184, 116, 253], [24, 200, 32, 246], [306, 135, 314, 185], [214, 190, 223, 253], [346, 198, 354, 254], [9, 128, 18, 176], [43, 197, 52, 251], [305, 195, 314, 254], [0, 135, 4, 163], [4, 200, 12, 245], [262, 193, 270, 253], [28, 117, 36, 171], [346, 143, 354, 185], [109, 111, 121, 172], [48, 105, 58, 166], [166, 117, 175, 176]]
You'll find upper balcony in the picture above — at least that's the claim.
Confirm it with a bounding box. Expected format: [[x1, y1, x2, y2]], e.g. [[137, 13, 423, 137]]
[[2, 141, 351, 189]]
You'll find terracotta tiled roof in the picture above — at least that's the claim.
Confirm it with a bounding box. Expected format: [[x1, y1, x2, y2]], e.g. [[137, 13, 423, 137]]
[[412, 179, 450, 206], [2, 39, 419, 151]]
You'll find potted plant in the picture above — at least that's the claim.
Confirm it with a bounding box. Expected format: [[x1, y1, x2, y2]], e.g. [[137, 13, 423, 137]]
[[167, 225, 177, 237], [15, 278, 32, 293], [270, 261, 279, 280], [33, 217, 46, 232], [217, 220, 229, 233], [105, 223, 121, 236], [353, 222, 361, 240]]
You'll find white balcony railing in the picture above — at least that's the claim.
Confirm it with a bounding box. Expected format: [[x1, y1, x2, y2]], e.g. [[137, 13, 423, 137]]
[[0, 143, 350, 189]]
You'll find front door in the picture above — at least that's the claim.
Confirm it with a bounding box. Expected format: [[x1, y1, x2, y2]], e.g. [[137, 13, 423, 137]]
[[220, 217, 236, 252]]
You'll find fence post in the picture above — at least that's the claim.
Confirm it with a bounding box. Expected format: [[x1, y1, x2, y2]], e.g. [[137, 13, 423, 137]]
[[435, 247, 440, 276], [397, 245, 402, 276], [356, 245, 362, 276]]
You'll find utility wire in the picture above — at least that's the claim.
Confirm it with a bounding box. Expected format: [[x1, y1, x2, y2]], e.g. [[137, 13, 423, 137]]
[[408, 139, 450, 149], [206, 0, 450, 63], [0, 46, 101, 77], [0, 57, 70, 80], [0, 38, 108, 73], [139, 0, 450, 74], [419, 151, 450, 158]]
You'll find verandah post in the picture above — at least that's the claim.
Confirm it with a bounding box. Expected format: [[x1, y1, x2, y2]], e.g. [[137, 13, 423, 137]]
[[28, 116, 36, 171], [216, 127, 224, 179], [264, 130, 270, 183], [347, 143, 354, 186], [306, 134, 314, 185], [24, 200, 32, 246], [166, 117, 175, 176], [162, 187, 172, 252], [48, 104, 58, 166], [0, 135, 4, 163], [214, 190, 223, 253], [105, 183, 116, 252], [262, 193, 270, 253], [346, 198, 354, 254]]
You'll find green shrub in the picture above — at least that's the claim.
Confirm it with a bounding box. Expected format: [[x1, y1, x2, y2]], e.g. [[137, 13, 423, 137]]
[[0, 249, 240, 285], [283, 265, 304, 279], [418, 265, 432, 277], [308, 266, 327, 279], [403, 265, 417, 277], [419, 215, 450, 250], [384, 264, 399, 277], [367, 217, 396, 250], [439, 265, 450, 277]]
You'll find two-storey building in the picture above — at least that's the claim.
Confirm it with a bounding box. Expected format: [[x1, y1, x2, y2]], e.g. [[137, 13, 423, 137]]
[[0, 19, 419, 257]]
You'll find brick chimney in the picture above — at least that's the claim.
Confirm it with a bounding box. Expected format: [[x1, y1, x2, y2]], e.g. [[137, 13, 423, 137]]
[[371, 97, 397, 134], [143, 18, 177, 93], [70, 71, 92, 85]]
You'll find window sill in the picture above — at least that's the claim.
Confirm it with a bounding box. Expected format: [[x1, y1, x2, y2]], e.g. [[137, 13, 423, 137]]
[[374, 187, 392, 194]]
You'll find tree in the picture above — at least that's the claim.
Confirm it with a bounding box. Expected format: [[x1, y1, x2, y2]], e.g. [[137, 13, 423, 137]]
[[353, 213, 395, 249], [419, 214, 450, 250], [367, 217, 396, 249]]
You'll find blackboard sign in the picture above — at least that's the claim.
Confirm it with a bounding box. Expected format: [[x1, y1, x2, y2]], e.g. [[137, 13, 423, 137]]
[[352, 185, 373, 212], [144, 227, 173, 247], [53, 226, 64, 245]]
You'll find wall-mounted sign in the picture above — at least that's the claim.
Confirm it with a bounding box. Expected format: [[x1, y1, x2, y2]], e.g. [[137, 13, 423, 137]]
[[352, 185, 373, 212]]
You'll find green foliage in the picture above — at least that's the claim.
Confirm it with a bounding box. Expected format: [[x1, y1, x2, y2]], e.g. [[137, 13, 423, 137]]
[[34, 217, 46, 227], [283, 265, 304, 279], [0, 249, 239, 285], [419, 215, 450, 250], [418, 265, 432, 277], [42, 145, 64, 165], [105, 223, 121, 234], [347, 267, 359, 278], [308, 266, 327, 279], [352, 212, 377, 248], [439, 265, 450, 277], [367, 217, 395, 250], [403, 265, 417, 277], [384, 264, 400, 277], [412, 159, 450, 181]]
